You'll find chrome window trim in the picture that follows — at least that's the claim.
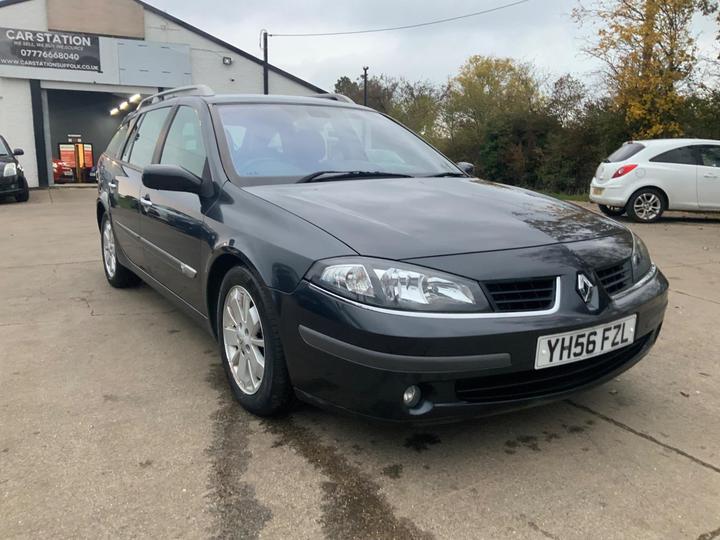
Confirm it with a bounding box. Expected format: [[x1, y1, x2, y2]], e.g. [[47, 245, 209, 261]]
[[611, 264, 657, 300], [308, 276, 562, 319]]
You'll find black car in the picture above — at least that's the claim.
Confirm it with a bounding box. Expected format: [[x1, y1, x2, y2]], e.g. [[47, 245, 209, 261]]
[[96, 86, 668, 423], [0, 136, 28, 202]]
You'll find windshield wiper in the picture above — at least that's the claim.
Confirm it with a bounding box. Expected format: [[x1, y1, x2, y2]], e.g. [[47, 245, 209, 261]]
[[424, 172, 467, 177], [297, 170, 413, 183]]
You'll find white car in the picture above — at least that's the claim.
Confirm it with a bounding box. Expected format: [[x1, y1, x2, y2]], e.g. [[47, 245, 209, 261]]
[[589, 138, 720, 222]]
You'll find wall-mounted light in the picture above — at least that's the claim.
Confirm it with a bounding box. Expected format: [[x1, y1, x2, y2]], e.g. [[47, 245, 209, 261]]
[[222, 56, 233, 66], [129, 93, 141, 103], [119, 101, 129, 111], [110, 108, 119, 116]]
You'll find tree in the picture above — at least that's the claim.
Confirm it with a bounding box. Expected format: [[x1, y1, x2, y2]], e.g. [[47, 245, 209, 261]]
[[392, 81, 443, 138], [546, 75, 587, 127], [443, 56, 543, 185], [333, 74, 399, 113], [574, 0, 704, 138]]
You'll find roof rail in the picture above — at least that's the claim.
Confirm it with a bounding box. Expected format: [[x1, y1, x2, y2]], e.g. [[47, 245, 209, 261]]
[[312, 93, 354, 104], [137, 85, 215, 110]]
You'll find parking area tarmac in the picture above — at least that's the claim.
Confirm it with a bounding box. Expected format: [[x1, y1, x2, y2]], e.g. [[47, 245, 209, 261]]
[[1, 188, 719, 539]]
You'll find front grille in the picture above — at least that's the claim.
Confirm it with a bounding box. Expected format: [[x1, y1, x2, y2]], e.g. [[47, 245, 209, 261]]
[[597, 260, 632, 295], [484, 277, 556, 312], [455, 334, 651, 403]]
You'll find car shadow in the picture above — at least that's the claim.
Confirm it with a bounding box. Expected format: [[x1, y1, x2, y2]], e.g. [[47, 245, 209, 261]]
[[277, 393, 607, 463]]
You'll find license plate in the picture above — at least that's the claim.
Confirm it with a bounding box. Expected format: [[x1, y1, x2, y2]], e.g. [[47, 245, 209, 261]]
[[592, 187, 604, 195], [535, 315, 637, 369]]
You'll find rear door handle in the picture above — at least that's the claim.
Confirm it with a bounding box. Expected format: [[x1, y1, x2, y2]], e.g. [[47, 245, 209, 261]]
[[108, 181, 117, 189], [140, 197, 153, 208]]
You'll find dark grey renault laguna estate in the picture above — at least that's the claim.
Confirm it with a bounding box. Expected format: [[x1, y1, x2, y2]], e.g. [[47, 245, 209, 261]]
[[96, 86, 668, 422]]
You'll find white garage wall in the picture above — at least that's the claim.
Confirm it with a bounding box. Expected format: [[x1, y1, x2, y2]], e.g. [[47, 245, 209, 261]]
[[269, 69, 321, 96], [0, 0, 47, 30], [0, 77, 38, 187], [143, 10, 320, 96]]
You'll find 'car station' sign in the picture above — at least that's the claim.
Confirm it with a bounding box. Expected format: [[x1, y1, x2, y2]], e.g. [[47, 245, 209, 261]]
[[0, 27, 101, 72]]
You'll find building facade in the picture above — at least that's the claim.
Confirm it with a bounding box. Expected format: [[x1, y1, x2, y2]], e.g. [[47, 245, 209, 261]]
[[0, 0, 323, 187]]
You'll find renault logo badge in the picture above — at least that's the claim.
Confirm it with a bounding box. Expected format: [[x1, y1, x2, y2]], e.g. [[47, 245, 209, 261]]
[[577, 273, 595, 304]]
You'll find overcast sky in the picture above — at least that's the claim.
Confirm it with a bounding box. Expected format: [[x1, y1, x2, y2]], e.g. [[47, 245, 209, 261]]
[[146, 0, 719, 91]]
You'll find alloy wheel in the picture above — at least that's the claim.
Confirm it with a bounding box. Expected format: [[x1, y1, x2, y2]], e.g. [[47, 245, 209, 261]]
[[102, 219, 117, 278], [633, 193, 661, 221], [222, 285, 265, 395]]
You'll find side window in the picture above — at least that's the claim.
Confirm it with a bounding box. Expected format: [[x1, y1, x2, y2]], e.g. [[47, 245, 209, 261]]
[[121, 118, 139, 162], [127, 108, 170, 168], [699, 145, 720, 168], [650, 146, 698, 166], [105, 123, 130, 159], [160, 106, 208, 178]]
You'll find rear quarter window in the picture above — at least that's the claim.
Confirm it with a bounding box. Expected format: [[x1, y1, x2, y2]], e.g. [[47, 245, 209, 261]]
[[606, 142, 645, 162], [649, 146, 698, 166]]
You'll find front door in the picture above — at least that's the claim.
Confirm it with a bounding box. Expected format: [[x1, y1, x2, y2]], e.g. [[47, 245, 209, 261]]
[[138, 105, 209, 311], [697, 145, 720, 210]]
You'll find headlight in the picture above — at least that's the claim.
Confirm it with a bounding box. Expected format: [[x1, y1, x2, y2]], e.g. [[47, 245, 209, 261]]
[[307, 257, 490, 313], [631, 233, 652, 281], [3, 163, 17, 177]]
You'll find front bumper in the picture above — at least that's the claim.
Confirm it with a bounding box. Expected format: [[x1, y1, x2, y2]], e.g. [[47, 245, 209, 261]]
[[278, 269, 668, 423], [0, 175, 24, 196]]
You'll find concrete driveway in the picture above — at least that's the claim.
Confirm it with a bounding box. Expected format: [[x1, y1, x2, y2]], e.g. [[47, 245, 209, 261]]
[[1, 188, 719, 539]]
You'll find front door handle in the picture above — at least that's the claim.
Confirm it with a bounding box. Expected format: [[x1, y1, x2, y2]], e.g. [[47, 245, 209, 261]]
[[703, 173, 718, 179], [108, 181, 117, 189], [139, 197, 153, 209]]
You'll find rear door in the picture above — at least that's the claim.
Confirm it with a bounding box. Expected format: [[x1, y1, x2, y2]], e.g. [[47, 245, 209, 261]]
[[696, 145, 720, 210], [113, 107, 172, 270], [108, 116, 144, 266], [138, 104, 209, 310]]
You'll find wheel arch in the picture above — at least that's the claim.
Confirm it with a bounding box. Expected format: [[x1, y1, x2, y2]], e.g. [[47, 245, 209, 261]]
[[96, 197, 109, 231], [205, 249, 263, 339]]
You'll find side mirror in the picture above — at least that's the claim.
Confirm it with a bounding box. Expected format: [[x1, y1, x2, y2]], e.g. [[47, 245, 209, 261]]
[[13, 148, 24, 156], [457, 162, 475, 175], [142, 164, 203, 194]]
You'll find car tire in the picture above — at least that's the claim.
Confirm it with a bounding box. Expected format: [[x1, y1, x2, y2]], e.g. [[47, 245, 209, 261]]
[[100, 213, 141, 288], [15, 181, 29, 203], [627, 188, 666, 223], [598, 204, 625, 217], [217, 265, 292, 416]]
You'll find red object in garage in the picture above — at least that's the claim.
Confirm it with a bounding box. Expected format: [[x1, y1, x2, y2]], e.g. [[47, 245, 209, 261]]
[[52, 159, 75, 183]]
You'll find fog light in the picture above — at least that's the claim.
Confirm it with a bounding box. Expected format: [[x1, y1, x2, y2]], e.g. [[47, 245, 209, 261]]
[[403, 385, 421, 408]]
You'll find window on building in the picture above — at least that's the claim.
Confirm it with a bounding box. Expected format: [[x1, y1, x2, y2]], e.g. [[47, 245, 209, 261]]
[[160, 106, 208, 178], [650, 146, 698, 166], [127, 107, 170, 168]]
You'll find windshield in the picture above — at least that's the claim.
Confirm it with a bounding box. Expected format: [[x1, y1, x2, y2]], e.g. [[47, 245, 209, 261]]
[[215, 103, 460, 185], [0, 138, 10, 156]]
